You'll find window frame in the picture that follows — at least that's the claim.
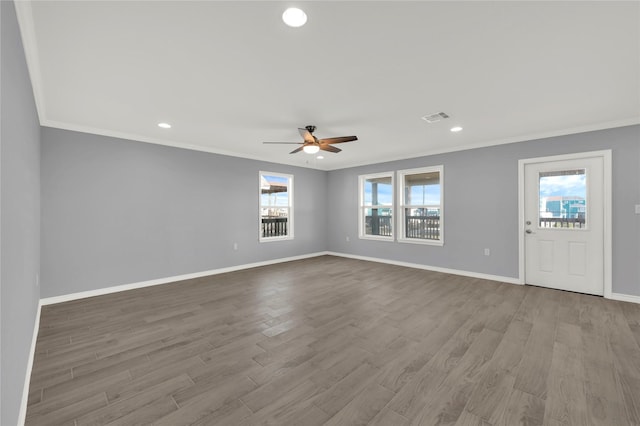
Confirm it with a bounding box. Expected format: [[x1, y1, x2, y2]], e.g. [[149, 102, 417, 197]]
[[259, 171, 294, 243], [358, 171, 395, 241], [397, 165, 444, 246]]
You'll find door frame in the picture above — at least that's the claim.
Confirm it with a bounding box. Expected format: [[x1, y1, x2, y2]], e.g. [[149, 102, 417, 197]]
[[517, 150, 612, 298]]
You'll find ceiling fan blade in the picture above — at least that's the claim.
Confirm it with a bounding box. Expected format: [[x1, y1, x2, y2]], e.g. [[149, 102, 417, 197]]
[[289, 146, 305, 154], [263, 142, 303, 145], [320, 145, 342, 153], [318, 136, 358, 145], [298, 128, 315, 144]]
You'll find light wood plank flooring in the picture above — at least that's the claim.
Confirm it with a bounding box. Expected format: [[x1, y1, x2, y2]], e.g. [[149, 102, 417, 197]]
[[26, 256, 640, 425]]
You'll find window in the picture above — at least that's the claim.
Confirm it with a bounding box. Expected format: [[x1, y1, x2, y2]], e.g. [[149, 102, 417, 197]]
[[398, 166, 443, 245], [260, 172, 293, 241], [359, 172, 394, 240], [538, 169, 587, 229]]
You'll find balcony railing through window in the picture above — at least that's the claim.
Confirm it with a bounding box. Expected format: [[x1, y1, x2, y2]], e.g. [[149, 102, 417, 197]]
[[261, 217, 288, 237], [364, 215, 393, 237], [405, 215, 440, 240], [538, 217, 586, 229], [364, 215, 441, 239]]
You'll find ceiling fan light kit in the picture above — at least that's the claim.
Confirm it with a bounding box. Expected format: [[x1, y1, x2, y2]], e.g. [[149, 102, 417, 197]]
[[282, 8, 307, 27], [263, 125, 358, 155]]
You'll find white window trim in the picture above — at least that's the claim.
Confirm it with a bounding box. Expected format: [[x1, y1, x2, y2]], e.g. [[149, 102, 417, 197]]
[[259, 171, 294, 242], [358, 172, 395, 241], [397, 165, 444, 246]]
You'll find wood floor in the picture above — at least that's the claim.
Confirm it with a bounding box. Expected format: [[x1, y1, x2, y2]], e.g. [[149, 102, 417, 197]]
[[26, 256, 640, 425]]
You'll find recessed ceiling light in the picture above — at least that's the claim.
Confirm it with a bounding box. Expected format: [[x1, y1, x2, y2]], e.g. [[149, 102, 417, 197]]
[[450, 126, 463, 132], [158, 122, 171, 129], [316, 155, 324, 160], [282, 8, 307, 27]]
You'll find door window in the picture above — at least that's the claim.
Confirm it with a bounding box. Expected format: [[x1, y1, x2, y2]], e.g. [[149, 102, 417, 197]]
[[538, 169, 586, 229]]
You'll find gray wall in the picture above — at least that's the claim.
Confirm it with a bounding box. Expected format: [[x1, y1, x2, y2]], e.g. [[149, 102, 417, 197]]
[[1, 1, 42, 424], [41, 125, 640, 299], [327, 125, 640, 296], [41, 128, 328, 298]]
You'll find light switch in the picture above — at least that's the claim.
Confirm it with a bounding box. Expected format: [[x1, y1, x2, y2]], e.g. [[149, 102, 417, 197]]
[[636, 204, 640, 214]]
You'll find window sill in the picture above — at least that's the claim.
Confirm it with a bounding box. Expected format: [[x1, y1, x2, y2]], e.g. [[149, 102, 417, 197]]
[[397, 238, 443, 246], [359, 235, 395, 242], [260, 236, 294, 243]]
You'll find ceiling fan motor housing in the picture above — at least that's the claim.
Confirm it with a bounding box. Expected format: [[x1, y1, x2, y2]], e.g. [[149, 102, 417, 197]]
[[263, 125, 356, 154]]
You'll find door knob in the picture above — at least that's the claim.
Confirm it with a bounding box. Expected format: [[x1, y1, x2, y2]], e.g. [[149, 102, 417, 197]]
[[525, 229, 533, 234]]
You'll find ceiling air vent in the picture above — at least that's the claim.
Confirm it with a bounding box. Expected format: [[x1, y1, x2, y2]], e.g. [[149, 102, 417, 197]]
[[421, 112, 449, 123]]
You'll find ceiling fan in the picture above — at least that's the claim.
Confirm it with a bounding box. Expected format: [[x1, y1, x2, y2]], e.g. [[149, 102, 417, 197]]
[[263, 125, 358, 154]]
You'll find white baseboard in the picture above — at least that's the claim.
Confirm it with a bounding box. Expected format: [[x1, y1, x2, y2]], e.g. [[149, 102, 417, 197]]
[[327, 252, 640, 303], [18, 300, 42, 426], [326, 251, 523, 285], [610, 292, 640, 305], [40, 251, 329, 305]]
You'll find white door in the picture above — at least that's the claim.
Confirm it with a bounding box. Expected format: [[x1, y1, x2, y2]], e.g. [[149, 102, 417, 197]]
[[524, 155, 604, 295]]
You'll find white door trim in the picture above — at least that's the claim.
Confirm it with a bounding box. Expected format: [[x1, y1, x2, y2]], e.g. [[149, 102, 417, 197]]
[[518, 150, 612, 298]]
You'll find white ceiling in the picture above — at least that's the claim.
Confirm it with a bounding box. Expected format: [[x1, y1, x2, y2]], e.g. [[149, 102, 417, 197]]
[[15, 1, 640, 170]]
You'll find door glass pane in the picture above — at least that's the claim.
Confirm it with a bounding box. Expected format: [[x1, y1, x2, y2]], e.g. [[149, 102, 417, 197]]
[[363, 177, 393, 206], [538, 169, 586, 229]]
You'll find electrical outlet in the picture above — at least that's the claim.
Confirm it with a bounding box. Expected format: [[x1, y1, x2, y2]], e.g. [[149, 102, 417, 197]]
[[484, 248, 490, 256], [635, 204, 640, 214], [346, 236, 350, 242], [233, 243, 238, 251]]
